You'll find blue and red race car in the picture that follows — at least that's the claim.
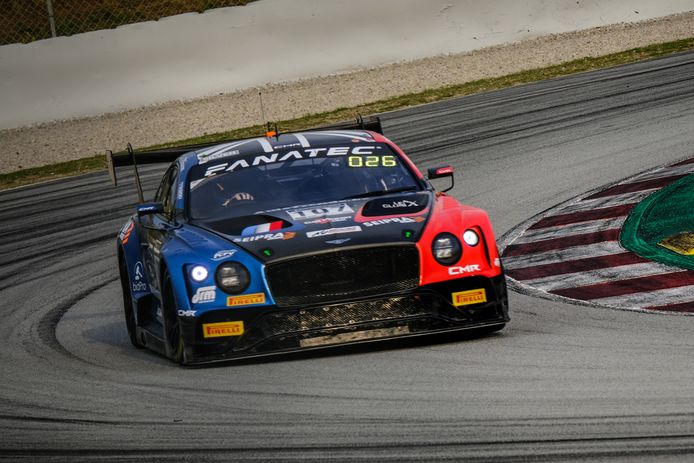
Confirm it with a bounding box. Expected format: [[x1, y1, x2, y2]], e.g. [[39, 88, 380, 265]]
[[110, 117, 509, 364]]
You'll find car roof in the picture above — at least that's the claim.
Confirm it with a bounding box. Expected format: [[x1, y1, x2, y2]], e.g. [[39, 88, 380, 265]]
[[181, 130, 380, 167]]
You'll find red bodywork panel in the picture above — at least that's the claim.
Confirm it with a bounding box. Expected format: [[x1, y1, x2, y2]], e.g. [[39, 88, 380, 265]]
[[417, 196, 502, 285], [370, 132, 502, 286]]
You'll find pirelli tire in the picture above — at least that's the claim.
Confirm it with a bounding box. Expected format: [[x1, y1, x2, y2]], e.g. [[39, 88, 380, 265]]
[[161, 268, 191, 365], [118, 252, 144, 349]]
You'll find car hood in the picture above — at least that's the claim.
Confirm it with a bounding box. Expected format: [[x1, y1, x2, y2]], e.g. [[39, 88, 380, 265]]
[[193, 191, 432, 262]]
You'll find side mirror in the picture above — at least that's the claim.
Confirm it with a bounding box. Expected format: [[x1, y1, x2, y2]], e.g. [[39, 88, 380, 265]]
[[426, 166, 455, 192], [136, 202, 164, 217]]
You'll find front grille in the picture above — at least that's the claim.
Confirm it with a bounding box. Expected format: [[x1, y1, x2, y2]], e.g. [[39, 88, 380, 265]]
[[266, 246, 419, 307], [233, 295, 433, 351], [266, 297, 429, 334]]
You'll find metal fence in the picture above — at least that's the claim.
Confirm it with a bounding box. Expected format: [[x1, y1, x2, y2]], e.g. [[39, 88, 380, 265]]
[[1, 0, 254, 46]]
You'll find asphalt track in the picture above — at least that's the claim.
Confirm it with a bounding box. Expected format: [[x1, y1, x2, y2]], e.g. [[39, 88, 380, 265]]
[[1, 51, 694, 461]]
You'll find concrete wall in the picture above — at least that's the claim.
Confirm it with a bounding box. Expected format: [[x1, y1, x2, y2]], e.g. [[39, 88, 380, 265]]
[[1, 0, 692, 130]]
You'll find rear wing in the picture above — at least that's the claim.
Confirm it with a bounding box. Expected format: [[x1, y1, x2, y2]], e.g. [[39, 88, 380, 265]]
[[107, 115, 382, 202]]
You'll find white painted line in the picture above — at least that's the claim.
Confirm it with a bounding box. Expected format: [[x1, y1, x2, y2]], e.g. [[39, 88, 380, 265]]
[[525, 262, 679, 292], [503, 241, 627, 270]]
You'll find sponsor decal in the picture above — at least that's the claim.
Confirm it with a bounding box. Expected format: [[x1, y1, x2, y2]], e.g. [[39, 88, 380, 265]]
[[493, 258, 501, 268], [134, 262, 144, 281], [326, 238, 351, 245], [119, 221, 134, 244], [212, 249, 237, 260], [242, 220, 284, 236], [452, 289, 487, 307], [202, 321, 244, 338], [191, 285, 216, 304], [197, 149, 240, 165], [304, 216, 352, 225], [233, 232, 296, 243], [306, 226, 362, 238], [448, 265, 481, 275], [203, 145, 378, 177], [227, 292, 266, 307], [287, 203, 354, 220], [361, 193, 429, 217], [273, 142, 301, 150], [362, 217, 425, 227], [383, 200, 418, 209], [132, 282, 148, 292], [178, 309, 196, 317]]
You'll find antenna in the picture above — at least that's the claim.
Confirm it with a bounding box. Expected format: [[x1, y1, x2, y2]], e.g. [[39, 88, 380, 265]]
[[127, 143, 145, 204], [258, 91, 276, 137], [258, 91, 267, 128]]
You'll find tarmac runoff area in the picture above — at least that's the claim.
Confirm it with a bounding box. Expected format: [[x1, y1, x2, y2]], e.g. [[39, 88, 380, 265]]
[[500, 157, 694, 314], [0, 2, 693, 173]]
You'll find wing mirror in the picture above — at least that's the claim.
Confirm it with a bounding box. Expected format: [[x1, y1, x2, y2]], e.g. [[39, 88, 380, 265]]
[[427, 166, 455, 192], [136, 202, 164, 217]]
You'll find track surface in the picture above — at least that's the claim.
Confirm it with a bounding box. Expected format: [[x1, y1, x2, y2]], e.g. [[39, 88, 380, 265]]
[[1, 52, 694, 461]]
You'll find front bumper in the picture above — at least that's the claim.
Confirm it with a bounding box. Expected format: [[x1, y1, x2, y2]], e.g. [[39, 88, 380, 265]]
[[180, 274, 509, 364]]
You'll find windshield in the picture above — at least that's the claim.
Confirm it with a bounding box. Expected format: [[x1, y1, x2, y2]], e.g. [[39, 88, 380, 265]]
[[187, 143, 422, 220]]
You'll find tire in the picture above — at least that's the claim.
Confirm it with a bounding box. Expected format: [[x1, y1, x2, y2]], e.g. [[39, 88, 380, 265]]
[[119, 254, 144, 348], [162, 269, 186, 364]]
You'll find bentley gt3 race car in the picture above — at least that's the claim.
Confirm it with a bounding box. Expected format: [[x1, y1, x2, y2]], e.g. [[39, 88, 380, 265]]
[[110, 117, 509, 364]]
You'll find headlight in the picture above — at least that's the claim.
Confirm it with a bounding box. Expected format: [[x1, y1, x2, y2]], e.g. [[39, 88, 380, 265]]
[[463, 229, 479, 246], [215, 262, 250, 294], [432, 233, 462, 265], [190, 265, 208, 282]]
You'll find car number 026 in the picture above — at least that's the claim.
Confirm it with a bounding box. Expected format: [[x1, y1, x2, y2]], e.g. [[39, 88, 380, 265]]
[[348, 155, 396, 168]]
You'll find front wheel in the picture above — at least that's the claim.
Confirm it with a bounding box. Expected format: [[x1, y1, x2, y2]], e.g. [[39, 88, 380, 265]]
[[162, 269, 186, 364]]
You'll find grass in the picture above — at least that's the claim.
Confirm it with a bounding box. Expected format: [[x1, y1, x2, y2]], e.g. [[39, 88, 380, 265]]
[[2, 37, 693, 191]]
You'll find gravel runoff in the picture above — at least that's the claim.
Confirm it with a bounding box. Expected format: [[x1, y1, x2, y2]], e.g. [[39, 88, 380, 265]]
[[1, 11, 693, 175]]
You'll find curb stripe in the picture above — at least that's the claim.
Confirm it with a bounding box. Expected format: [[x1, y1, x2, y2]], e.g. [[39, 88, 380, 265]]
[[528, 204, 635, 230], [551, 271, 694, 300], [585, 174, 689, 200], [591, 285, 694, 309], [558, 191, 654, 215], [629, 164, 694, 182], [516, 217, 626, 243], [503, 241, 626, 269], [505, 252, 649, 280], [504, 229, 620, 257], [524, 262, 679, 292], [674, 158, 694, 166], [646, 301, 694, 312]]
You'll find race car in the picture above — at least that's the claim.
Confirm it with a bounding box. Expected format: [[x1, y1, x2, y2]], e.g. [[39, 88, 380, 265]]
[[110, 117, 508, 364]]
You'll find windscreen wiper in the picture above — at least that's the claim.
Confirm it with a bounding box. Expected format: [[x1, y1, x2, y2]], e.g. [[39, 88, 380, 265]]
[[341, 187, 419, 200]]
